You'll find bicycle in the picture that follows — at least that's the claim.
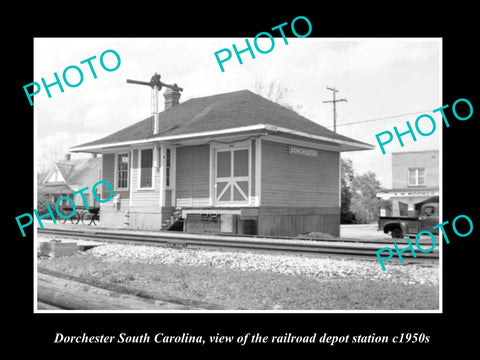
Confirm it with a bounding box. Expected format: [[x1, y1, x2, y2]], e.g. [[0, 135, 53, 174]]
[[58, 206, 80, 224], [81, 207, 100, 226]]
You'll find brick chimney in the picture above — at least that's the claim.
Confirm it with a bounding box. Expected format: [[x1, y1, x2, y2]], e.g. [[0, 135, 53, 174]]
[[163, 87, 181, 110]]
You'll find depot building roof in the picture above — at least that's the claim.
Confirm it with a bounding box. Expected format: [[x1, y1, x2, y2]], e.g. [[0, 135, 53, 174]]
[[70, 89, 374, 152]]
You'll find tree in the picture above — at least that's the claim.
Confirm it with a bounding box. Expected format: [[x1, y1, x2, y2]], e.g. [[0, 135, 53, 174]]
[[253, 79, 303, 114], [350, 171, 391, 223], [340, 158, 355, 223], [352, 172, 381, 199], [37, 145, 68, 174]]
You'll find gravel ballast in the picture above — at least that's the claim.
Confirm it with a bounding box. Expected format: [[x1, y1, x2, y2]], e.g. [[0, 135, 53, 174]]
[[37, 236, 440, 310], [86, 242, 439, 286]]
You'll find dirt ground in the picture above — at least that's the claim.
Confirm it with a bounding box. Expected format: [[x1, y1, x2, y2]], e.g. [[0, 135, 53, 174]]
[[340, 224, 392, 240]]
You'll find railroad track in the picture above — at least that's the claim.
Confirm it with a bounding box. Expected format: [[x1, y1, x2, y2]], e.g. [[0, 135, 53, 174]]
[[37, 227, 438, 262]]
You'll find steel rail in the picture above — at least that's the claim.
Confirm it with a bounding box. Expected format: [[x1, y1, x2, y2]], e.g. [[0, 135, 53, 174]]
[[37, 227, 438, 261]]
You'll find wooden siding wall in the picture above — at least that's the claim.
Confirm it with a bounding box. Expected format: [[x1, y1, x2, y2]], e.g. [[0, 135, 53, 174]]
[[258, 207, 340, 237], [130, 149, 161, 210], [176, 145, 210, 207], [101, 150, 168, 230], [261, 140, 339, 207]]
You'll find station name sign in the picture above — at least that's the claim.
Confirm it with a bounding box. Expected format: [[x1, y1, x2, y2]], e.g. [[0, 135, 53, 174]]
[[288, 146, 319, 158]]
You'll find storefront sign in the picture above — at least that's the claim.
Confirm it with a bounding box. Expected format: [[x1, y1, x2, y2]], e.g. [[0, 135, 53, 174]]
[[391, 190, 439, 197], [288, 146, 319, 158]]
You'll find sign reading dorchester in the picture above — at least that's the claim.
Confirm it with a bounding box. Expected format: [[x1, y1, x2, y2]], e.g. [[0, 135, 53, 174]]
[[288, 146, 319, 158]]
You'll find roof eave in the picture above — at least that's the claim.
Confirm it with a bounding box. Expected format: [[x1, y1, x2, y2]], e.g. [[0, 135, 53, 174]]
[[69, 124, 268, 153], [264, 125, 375, 152], [69, 123, 374, 153]]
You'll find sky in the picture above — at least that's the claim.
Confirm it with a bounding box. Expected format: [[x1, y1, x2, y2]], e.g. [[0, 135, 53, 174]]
[[34, 37, 441, 188]]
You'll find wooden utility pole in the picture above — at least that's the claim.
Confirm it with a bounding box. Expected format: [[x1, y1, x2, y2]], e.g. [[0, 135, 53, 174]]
[[323, 87, 347, 133]]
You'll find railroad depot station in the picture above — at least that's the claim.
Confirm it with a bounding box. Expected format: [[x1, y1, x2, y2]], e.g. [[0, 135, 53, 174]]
[[70, 86, 373, 237]]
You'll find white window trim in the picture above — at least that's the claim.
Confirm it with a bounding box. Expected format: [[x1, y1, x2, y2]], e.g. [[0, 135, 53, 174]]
[[158, 145, 164, 207], [408, 168, 426, 187], [160, 144, 176, 207], [114, 152, 130, 191], [137, 146, 155, 191], [129, 149, 133, 207], [211, 141, 252, 206]]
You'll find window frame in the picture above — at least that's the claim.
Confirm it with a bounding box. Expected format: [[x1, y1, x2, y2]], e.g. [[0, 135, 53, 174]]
[[408, 167, 426, 187], [137, 147, 155, 190], [114, 152, 130, 191]]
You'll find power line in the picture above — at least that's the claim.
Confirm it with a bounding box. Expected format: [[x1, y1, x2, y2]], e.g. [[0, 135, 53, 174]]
[[325, 109, 434, 129]]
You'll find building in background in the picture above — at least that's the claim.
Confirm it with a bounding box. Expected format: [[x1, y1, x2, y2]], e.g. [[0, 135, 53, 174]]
[[38, 154, 102, 208], [378, 150, 439, 216]]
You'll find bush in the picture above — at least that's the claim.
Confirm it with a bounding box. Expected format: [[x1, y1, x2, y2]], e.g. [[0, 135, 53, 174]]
[[350, 196, 378, 223], [350, 196, 392, 224], [341, 210, 356, 224], [37, 193, 54, 216]]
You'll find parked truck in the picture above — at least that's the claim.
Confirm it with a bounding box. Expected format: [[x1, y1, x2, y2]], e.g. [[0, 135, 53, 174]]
[[378, 202, 439, 238]]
